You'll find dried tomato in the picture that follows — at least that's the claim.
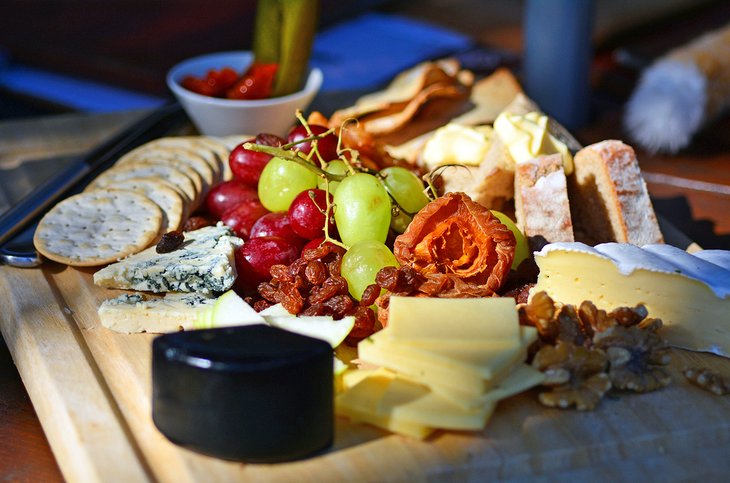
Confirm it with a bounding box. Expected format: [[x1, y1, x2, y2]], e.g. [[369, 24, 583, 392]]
[[181, 67, 239, 98], [393, 192, 515, 297], [227, 63, 278, 100]]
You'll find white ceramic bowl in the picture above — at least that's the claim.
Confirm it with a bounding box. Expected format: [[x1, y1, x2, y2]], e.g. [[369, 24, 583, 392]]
[[167, 51, 322, 137]]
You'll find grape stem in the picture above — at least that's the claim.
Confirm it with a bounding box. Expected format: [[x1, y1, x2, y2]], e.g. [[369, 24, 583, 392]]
[[243, 142, 347, 181]]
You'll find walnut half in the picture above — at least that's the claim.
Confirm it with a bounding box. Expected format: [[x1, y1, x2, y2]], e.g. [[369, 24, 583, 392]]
[[684, 368, 730, 396], [593, 321, 671, 392], [532, 341, 611, 411]]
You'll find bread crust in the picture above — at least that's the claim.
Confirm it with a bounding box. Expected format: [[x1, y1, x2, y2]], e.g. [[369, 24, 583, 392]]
[[569, 140, 663, 245], [515, 154, 574, 251]]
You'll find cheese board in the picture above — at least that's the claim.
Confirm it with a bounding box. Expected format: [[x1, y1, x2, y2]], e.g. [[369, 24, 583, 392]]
[[2, 63, 730, 481], [1, 261, 730, 481]]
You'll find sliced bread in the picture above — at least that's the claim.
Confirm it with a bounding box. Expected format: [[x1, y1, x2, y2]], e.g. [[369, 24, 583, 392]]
[[514, 154, 574, 251], [568, 140, 664, 245]]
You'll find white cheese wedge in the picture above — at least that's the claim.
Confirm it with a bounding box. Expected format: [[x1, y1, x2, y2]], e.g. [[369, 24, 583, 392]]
[[98, 292, 216, 333], [94, 223, 242, 294], [531, 242, 730, 356]]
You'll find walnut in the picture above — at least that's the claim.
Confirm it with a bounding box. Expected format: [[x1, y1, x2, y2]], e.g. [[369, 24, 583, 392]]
[[684, 368, 730, 395], [577, 300, 648, 334], [532, 341, 611, 410], [519, 291, 557, 341], [593, 321, 671, 392]]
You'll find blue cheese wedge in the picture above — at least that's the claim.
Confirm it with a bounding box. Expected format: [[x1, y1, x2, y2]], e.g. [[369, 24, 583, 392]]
[[93, 223, 242, 294], [531, 242, 730, 357], [99, 292, 216, 333]]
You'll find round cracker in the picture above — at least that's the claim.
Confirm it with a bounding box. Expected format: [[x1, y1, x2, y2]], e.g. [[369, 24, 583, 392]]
[[88, 162, 198, 210], [33, 190, 163, 266], [106, 177, 186, 231], [117, 146, 215, 193], [135, 137, 225, 184]]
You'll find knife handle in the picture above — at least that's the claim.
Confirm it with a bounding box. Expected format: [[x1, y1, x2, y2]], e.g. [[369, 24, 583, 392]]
[[0, 101, 187, 262]]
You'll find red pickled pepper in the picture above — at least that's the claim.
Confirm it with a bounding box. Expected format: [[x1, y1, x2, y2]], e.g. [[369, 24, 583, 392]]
[[181, 63, 278, 100]]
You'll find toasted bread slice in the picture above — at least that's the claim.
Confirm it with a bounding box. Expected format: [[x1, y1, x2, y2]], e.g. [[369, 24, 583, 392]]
[[569, 140, 664, 245]]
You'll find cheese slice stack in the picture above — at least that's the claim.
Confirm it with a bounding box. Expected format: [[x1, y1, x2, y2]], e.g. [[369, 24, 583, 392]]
[[531, 242, 730, 357], [336, 297, 543, 438]]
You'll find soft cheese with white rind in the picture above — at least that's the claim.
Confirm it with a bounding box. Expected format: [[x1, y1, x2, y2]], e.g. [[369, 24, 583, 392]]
[[98, 293, 216, 333], [531, 242, 730, 356], [94, 224, 242, 294]]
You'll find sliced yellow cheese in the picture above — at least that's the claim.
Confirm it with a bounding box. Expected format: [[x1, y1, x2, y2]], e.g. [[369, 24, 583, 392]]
[[335, 370, 434, 439], [532, 242, 730, 357], [428, 363, 545, 410], [362, 331, 525, 380], [387, 296, 520, 342], [358, 326, 536, 398], [380, 376, 496, 431]]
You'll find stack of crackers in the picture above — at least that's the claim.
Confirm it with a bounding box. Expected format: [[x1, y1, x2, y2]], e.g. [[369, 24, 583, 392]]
[[33, 136, 238, 267]]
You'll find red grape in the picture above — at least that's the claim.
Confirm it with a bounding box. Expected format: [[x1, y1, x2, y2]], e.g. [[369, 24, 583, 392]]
[[300, 237, 339, 255], [249, 212, 306, 248], [234, 236, 300, 294], [220, 199, 269, 239], [288, 189, 336, 240], [287, 125, 338, 162], [204, 180, 258, 219], [229, 133, 285, 186]]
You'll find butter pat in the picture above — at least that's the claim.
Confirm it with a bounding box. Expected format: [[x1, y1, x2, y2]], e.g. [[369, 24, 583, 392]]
[[494, 111, 573, 174], [421, 123, 493, 168], [531, 242, 730, 357]]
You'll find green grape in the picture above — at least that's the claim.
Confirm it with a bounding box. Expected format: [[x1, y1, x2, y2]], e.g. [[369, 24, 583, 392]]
[[490, 210, 530, 269], [380, 166, 430, 214], [333, 173, 391, 246], [390, 209, 412, 234], [341, 240, 398, 300], [258, 157, 318, 211], [316, 159, 348, 194]]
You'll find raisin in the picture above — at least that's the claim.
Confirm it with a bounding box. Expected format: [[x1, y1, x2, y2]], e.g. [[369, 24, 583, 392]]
[[156, 230, 185, 253], [182, 216, 214, 232], [345, 306, 376, 346], [360, 284, 380, 306], [305, 260, 327, 285]]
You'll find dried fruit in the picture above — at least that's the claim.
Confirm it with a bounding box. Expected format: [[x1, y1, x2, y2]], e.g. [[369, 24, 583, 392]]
[[393, 192, 516, 297], [593, 322, 671, 392], [684, 368, 730, 395], [182, 215, 215, 232], [251, 241, 377, 344], [156, 231, 185, 253], [532, 341, 611, 410]]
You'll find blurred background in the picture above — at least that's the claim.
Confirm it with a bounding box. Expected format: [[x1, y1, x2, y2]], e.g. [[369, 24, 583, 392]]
[[1, 0, 728, 123]]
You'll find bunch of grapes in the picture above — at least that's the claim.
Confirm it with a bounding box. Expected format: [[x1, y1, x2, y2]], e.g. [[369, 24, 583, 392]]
[[202, 118, 434, 340]]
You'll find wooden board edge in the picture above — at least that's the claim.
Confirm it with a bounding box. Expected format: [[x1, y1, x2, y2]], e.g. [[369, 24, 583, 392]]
[[0, 266, 152, 482]]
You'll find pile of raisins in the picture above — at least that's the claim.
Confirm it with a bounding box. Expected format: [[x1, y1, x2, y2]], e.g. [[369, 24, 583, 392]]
[[250, 243, 378, 345]]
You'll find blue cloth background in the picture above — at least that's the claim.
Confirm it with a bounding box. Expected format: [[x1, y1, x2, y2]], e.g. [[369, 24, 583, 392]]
[[312, 13, 473, 92]]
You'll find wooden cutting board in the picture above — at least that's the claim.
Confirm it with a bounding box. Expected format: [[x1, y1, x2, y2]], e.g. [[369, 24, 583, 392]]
[[1, 260, 730, 482]]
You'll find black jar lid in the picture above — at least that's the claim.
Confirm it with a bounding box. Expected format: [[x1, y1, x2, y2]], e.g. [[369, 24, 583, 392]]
[[152, 324, 334, 463]]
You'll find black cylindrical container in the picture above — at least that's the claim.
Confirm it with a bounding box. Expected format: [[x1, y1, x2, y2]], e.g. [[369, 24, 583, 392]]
[[152, 324, 333, 463]]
